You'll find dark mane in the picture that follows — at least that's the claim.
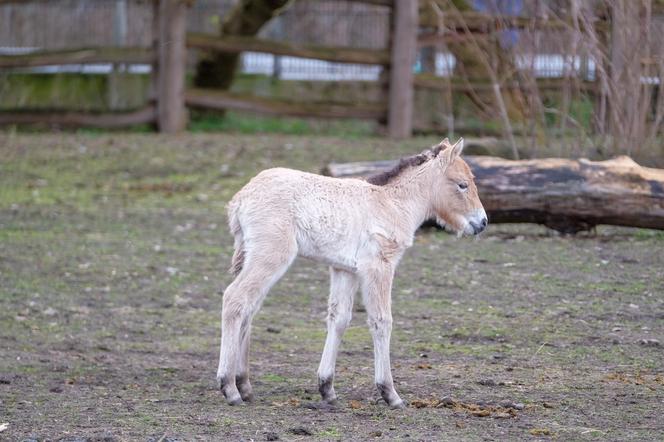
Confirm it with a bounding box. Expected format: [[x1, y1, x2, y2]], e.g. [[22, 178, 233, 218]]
[[366, 145, 443, 186]]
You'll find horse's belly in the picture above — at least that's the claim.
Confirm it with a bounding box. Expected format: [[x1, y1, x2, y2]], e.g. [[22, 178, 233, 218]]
[[296, 233, 360, 273]]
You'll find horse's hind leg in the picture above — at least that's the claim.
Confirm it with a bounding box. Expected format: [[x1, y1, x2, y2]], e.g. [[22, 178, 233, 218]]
[[236, 318, 254, 401], [317, 268, 359, 403], [217, 277, 247, 405], [217, 238, 297, 405]]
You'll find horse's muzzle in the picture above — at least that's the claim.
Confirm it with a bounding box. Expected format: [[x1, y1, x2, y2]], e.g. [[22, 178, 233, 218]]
[[470, 217, 488, 234], [467, 208, 488, 235]]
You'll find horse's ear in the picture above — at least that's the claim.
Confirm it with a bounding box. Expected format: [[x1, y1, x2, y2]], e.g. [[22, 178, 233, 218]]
[[451, 138, 464, 158], [439, 138, 464, 167]]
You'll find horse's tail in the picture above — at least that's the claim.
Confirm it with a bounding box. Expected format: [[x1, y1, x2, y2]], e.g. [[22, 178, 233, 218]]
[[228, 200, 245, 277]]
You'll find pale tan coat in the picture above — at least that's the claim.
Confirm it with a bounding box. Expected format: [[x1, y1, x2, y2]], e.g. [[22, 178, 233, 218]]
[[217, 139, 487, 407]]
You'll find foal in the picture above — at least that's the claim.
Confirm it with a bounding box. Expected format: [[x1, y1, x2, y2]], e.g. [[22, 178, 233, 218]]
[[217, 138, 487, 408]]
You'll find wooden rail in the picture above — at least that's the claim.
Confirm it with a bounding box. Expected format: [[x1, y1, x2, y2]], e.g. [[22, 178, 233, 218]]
[[186, 88, 386, 120], [0, 0, 64, 3], [414, 74, 598, 92], [418, 11, 609, 32], [344, 0, 393, 6], [187, 33, 390, 66], [0, 105, 156, 128], [0, 47, 153, 68]]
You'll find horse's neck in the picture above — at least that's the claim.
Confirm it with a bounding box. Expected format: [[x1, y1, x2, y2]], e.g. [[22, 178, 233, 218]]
[[381, 165, 435, 235]]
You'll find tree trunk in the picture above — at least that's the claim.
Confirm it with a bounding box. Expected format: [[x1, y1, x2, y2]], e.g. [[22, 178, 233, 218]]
[[193, 0, 292, 89], [323, 155, 664, 233]]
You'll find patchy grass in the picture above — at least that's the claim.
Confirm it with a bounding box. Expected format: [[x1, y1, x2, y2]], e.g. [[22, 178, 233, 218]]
[[0, 132, 663, 441]]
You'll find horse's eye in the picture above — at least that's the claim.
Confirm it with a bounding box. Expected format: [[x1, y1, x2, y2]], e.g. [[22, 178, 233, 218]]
[[458, 182, 469, 191]]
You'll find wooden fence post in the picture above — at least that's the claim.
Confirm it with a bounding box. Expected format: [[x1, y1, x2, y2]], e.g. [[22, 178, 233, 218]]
[[109, 0, 128, 110], [387, 0, 417, 139], [157, 0, 187, 133], [150, 0, 160, 110]]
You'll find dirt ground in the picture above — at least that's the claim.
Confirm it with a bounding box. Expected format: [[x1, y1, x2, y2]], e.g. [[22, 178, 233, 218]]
[[1, 133, 663, 441]]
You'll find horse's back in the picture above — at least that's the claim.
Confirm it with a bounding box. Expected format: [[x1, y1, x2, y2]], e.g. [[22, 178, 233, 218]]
[[233, 167, 367, 206], [230, 168, 328, 229], [229, 167, 371, 247]]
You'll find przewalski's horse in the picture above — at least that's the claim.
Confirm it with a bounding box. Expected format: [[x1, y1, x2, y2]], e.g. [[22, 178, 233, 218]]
[[217, 138, 487, 408]]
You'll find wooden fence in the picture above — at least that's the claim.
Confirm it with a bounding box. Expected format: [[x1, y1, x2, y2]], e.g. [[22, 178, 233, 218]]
[[182, 0, 416, 137], [0, 0, 161, 129], [0, 0, 419, 137], [0, 0, 619, 138]]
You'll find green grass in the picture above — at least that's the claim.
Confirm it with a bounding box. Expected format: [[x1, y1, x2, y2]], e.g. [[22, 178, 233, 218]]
[[262, 373, 288, 383], [633, 228, 664, 241], [318, 427, 342, 437]]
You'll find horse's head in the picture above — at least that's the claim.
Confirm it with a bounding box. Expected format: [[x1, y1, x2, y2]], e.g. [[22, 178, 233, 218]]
[[432, 139, 487, 236]]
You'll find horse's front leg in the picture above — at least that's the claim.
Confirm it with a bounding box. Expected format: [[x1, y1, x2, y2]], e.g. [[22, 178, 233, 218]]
[[360, 264, 405, 409], [317, 268, 359, 403]]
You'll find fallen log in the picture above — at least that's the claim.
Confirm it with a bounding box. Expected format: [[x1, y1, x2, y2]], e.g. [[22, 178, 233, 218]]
[[323, 155, 664, 233]]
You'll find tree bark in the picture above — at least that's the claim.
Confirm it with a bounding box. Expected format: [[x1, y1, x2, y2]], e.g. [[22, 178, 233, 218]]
[[323, 155, 664, 233], [193, 0, 292, 89]]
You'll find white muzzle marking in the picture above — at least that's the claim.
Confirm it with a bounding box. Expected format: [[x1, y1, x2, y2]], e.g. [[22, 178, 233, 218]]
[[463, 208, 488, 236]]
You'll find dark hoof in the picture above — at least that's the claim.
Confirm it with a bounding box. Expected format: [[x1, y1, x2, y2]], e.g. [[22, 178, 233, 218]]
[[320, 391, 337, 404], [390, 399, 407, 409], [227, 396, 244, 406], [318, 377, 337, 403], [376, 383, 404, 409], [236, 374, 253, 402], [219, 376, 244, 405], [240, 392, 254, 403]]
